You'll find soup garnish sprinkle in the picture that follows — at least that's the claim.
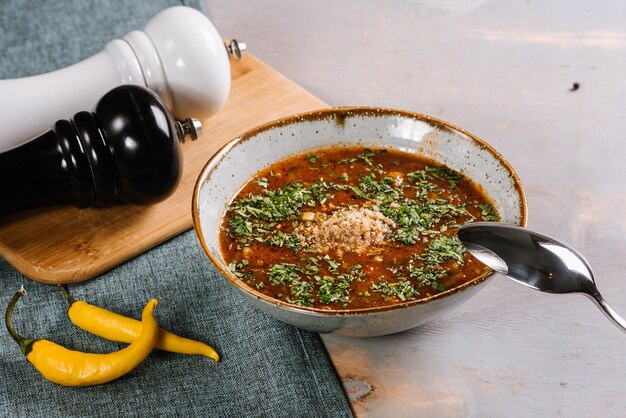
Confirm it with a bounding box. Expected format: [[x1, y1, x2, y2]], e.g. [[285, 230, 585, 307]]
[[220, 147, 499, 310]]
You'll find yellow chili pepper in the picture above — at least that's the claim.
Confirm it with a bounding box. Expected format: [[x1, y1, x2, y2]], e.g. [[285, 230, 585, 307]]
[[5, 286, 159, 386], [60, 286, 219, 362]]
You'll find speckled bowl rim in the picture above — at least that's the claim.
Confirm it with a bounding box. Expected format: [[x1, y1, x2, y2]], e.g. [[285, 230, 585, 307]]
[[192, 106, 528, 317]]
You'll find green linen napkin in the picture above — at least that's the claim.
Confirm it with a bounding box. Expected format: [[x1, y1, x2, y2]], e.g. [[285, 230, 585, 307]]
[[0, 1, 352, 416]]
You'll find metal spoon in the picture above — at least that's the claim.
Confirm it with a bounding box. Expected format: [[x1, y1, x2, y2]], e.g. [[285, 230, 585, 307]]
[[458, 222, 626, 333]]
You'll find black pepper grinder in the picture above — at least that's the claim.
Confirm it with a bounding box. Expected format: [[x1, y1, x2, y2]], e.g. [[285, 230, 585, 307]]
[[0, 85, 201, 217]]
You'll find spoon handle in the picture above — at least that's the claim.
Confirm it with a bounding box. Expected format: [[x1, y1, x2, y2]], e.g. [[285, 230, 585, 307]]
[[586, 291, 626, 334]]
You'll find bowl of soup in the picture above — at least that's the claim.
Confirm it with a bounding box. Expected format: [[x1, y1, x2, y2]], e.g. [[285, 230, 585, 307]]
[[192, 107, 527, 337]]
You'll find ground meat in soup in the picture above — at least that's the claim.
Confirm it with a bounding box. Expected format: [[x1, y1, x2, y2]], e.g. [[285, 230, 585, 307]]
[[220, 147, 500, 310]]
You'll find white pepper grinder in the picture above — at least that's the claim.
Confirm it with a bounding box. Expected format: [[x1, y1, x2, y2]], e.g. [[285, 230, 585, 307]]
[[0, 6, 246, 153]]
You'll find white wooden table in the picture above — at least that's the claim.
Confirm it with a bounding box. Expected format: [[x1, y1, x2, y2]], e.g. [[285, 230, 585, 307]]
[[207, 1, 626, 415]]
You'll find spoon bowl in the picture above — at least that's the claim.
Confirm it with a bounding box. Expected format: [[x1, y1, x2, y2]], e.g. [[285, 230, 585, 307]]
[[458, 222, 626, 334]]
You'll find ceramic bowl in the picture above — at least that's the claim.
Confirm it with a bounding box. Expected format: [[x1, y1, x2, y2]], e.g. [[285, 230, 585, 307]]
[[192, 107, 527, 337]]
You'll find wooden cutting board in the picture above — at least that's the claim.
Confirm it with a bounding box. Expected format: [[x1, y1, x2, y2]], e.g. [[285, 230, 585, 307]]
[[0, 55, 327, 284]]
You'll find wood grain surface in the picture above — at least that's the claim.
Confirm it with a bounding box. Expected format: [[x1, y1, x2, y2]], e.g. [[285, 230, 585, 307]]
[[0, 54, 326, 284]]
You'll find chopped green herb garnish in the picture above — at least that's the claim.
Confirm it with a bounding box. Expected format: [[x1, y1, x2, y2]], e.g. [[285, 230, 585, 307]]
[[381, 198, 472, 245], [287, 280, 314, 307], [371, 279, 419, 301], [226, 180, 333, 245], [323, 255, 341, 273], [222, 147, 500, 310], [407, 265, 447, 290], [306, 153, 319, 163], [317, 275, 352, 304], [358, 150, 376, 166], [228, 259, 254, 281], [267, 230, 302, 251], [267, 263, 314, 307], [254, 177, 269, 188], [267, 263, 303, 285], [340, 174, 401, 203], [478, 203, 500, 221], [421, 236, 466, 265], [407, 166, 464, 189]]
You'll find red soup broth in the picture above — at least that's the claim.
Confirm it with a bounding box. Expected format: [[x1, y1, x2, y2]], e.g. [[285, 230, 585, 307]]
[[219, 147, 498, 310]]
